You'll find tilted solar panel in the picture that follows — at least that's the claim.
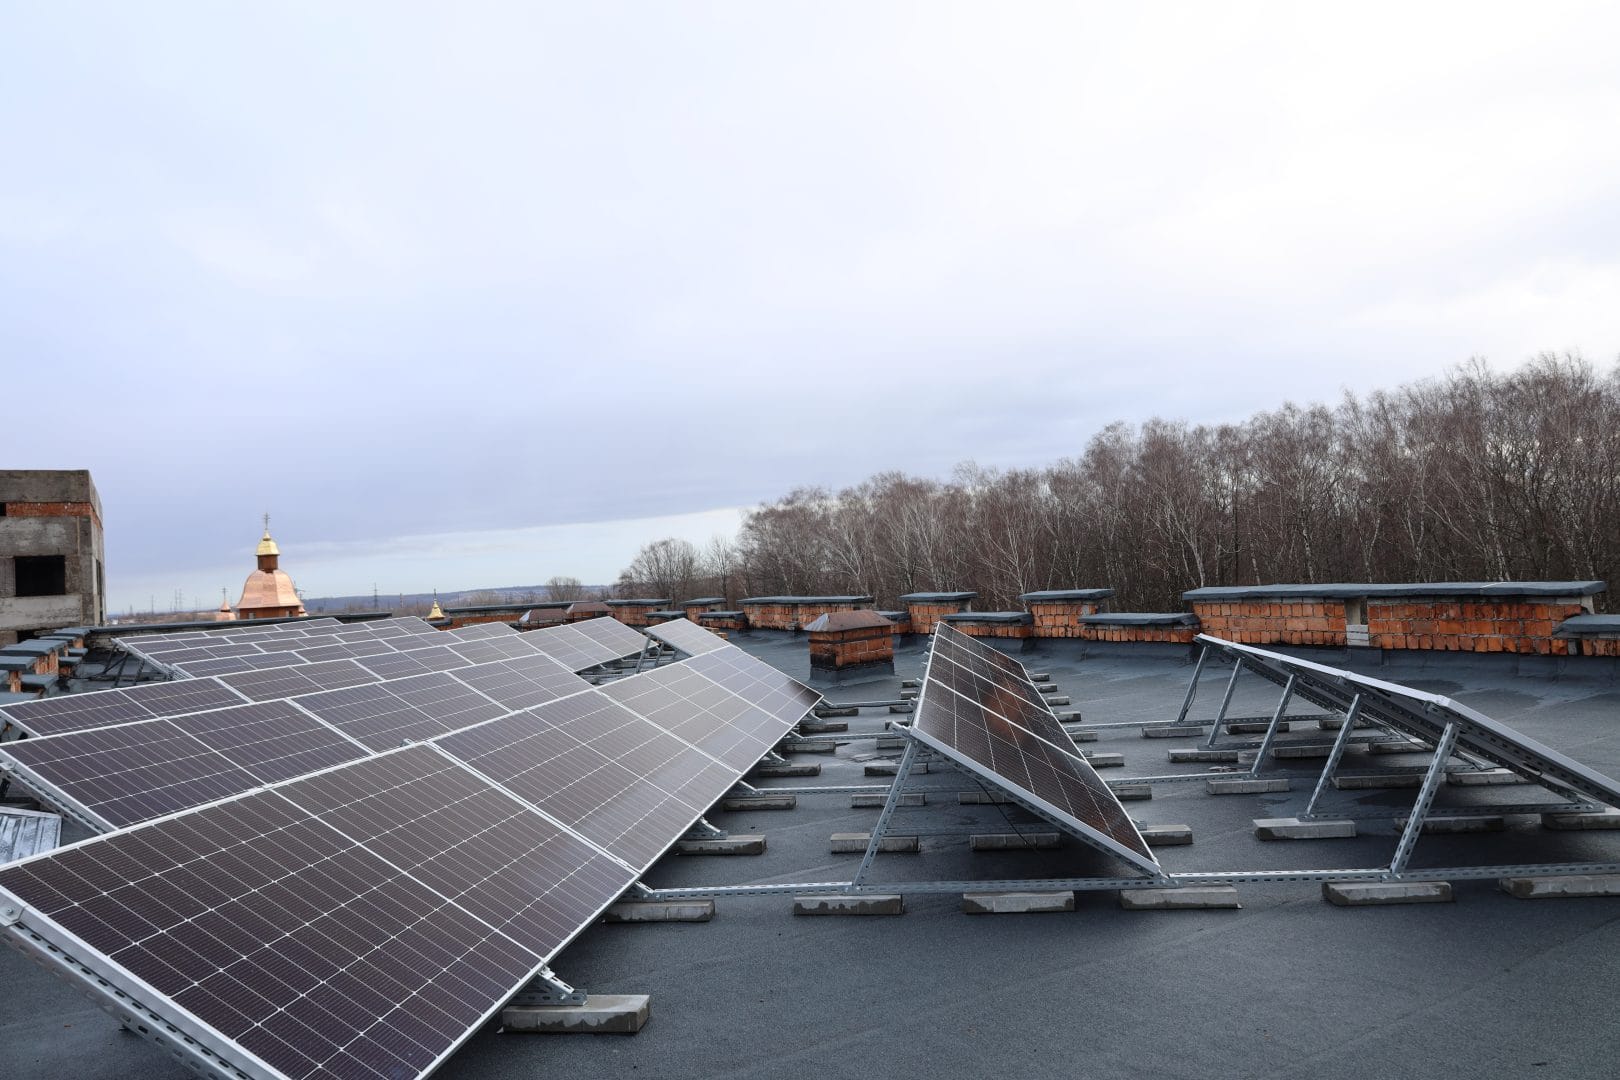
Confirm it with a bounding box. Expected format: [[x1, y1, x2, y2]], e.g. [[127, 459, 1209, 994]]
[[219, 659, 378, 703], [1197, 635, 1620, 809], [0, 678, 248, 737], [439, 693, 734, 871], [0, 745, 635, 1080], [914, 624, 1157, 872], [644, 617, 728, 656], [600, 661, 788, 771], [570, 615, 650, 658]]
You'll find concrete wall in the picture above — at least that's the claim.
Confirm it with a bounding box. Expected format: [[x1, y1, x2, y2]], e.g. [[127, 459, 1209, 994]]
[[0, 470, 104, 646]]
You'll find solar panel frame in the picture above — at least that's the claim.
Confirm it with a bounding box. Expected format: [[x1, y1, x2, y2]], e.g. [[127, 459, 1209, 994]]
[[0, 745, 639, 1080], [0, 678, 250, 737], [644, 617, 729, 656], [1197, 634, 1620, 809], [438, 693, 737, 872], [911, 624, 1159, 873]]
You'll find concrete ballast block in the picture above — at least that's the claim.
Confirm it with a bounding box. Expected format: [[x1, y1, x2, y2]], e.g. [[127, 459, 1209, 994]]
[[1119, 886, 1240, 910], [1272, 744, 1335, 759], [790, 739, 837, 754], [815, 706, 860, 718], [1082, 752, 1125, 768], [1499, 874, 1620, 899], [1139, 823, 1193, 846], [1254, 817, 1356, 840], [873, 736, 907, 750], [851, 791, 925, 808], [1207, 777, 1291, 795], [1066, 728, 1099, 743], [830, 832, 919, 853], [1227, 720, 1289, 734], [749, 763, 821, 778], [1045, 695, 1072, 706], [721, 794, 796, 811], [1333, 774, 1423, 790], [962, 891, 1075, 914], [1111, 784, 1153, 800], [1542, 810, 1620, 831], [675, 835, 766, 855], [798, 719, 849, 734], [603, 900, 715, 923], [1369, 739, 1428, 755], [1169, 748, 1241, 763], [1143, 724, 1210, 739], [502, 995, 650, 1034], [1447, 769, 1526, 787], [1322, 881, 1453, 906], [793, 894, 905, 915], [958, 790, 1012, 805]]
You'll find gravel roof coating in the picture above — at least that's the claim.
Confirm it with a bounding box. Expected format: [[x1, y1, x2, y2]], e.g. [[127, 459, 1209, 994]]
[[5, 636, 1620, 1080]]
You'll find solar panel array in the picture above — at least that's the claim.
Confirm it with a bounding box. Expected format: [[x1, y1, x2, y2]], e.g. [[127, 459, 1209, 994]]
[[115, 616, 643, 680], [913, 623, 1159, 873], [644, 617, 731, 656], [0, 625, 596, 832], [1196, 634, 1620, 809], [0, 631, 822, 1080]]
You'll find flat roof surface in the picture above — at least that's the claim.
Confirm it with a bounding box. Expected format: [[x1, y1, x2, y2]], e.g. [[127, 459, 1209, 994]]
[[5, 634, 1620, 1079]]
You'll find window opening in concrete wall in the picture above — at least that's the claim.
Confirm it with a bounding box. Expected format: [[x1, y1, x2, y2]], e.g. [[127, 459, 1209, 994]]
[[15, 555, 67, 597]]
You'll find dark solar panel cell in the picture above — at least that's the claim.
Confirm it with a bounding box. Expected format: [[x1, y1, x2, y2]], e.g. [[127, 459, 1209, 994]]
[[355, 650, 436, 680], [436, 697, 728, 870], [280, 748, 635, 954], [914, 625, 1155, 870], [0, 783, 557, 1080], [172, 701, 367, 785], [295, 684, 440, 751], [0, 720, 261, 829], [645, 618, 726, 656]]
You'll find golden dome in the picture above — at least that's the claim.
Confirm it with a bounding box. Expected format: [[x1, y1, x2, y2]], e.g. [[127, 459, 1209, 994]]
[[428, 598, 444, 619], [256, 528, 280, 557]]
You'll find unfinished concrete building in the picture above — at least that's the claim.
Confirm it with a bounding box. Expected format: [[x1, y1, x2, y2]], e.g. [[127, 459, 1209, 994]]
[[0, 470, 105, 646]]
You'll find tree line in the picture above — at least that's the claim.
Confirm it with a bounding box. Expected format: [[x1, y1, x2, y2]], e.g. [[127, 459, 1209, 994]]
[[616, 354, 1620, 613]]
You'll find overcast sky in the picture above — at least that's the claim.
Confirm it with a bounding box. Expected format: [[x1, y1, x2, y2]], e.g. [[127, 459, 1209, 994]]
[[5, 2, 1618, 615]]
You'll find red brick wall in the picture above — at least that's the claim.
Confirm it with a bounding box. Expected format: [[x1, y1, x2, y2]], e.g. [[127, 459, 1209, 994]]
[[1367, 600, 1585, 655], [809, 626, 894, 669], [1078, 624, 1198, 645], [681, 602, 725, 616], [700, 614, 749, 632], [945, 621, 1033, 641], [1192, 601, 1347, 646], [908, 601, 969, 634], [4, 670, 19, 693], [741, 601, 863, 630], [1579, 637, 1620, 657], [610, 607, 659, 628], [1028, 600, 1104, 638], [3, 500, 103, 530], [444, 613, 516, 630]]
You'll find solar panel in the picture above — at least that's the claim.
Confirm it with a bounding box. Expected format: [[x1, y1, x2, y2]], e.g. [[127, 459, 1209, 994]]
[[0, 720, 261, 830], [644, 617, 729, 656], [570, 615, 650, 658], [437, 693, 734, 871], [219, 660, 378, 703], [443, 622, 519, 641], [519, 622, 631, 672], [1198, 635, 1620, 809], [683, 646, 821, 728], [295, 674, 505, 751], [448, 655, 591, 710], [0, 747, 634, 1080], [170, 702, 370, 785], [0, 679, 247, 737], [914, 624, 1158, 872], [601, 661, 788, 771]]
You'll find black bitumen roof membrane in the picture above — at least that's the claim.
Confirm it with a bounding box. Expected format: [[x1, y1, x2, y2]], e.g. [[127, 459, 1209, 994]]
[[5, 633, 1620, 1079]]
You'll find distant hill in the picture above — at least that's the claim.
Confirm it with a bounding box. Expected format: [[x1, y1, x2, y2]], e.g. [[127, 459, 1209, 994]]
[[301, 586, 605, 613]]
